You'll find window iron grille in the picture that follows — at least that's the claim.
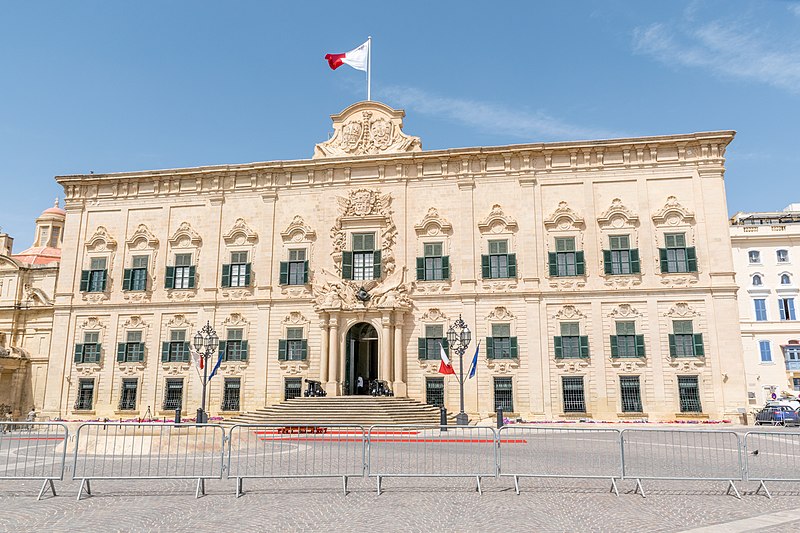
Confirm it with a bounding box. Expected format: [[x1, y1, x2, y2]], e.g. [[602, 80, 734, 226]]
[[562, 376, 586, 413], [494, 377, 513, 412], [426, 378, 444, 407]]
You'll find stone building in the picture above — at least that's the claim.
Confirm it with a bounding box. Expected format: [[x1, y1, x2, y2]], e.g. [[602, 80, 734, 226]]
[[41, 101, 747, 421], [731, 204, 800, 406], [0, 201, 64, 417]]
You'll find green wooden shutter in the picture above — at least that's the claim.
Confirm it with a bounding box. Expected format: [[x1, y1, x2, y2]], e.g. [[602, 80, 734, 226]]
[[610, 335, 618, 357], [79, 270, 90, 292], [218, 341, 227, 361], [481, 255, 491, 279], [221, 264, 231, 288], [418, 337, 427, 359], [74, 344, 84, 363], [668, 334, 676, 357], [123, 269, 133, 291], [240, 340, 248, 361], [278, 339, 287, 361], [486, 337, 494, 359], [603, 250, 613, 275], [575, 251, 585, 276], [161, 342, 170, 362], [441, 337, 449, 350], [165, 266, 175, 289], [441, 256, 450, 280], [635, 334, 645, 357], [303, 261, 309, 284], [300, 340, 308, 360], [630, 249, 641, 274], [553, 337, 562, 358], [416, 257, 425, 281], [686, 247, 698, 272], [507, 253, 517, 278], [182, 342, 191, 362], [693, 333, 704, 356], [99, 270, 108, 292], [548, 253, 558, 276], [342, 251, 353, 280], [373, 250, 382, 279], [136, 343, 145, 362], [509, 337, 518, 358], [244, 263, 252, 286], [117, 343, 126, 362], [579, 336, 590, 358], [187, 266, 196, 288], [279, 261, 289, 285], [659, 249, 668, 273]]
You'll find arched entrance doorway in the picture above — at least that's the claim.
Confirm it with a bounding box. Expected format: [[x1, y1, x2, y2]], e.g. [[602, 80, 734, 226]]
[[344, 323, 378, 395]]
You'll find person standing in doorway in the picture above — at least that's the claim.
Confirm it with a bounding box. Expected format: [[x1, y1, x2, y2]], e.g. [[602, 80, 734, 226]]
[[356, 375, 364, 395]]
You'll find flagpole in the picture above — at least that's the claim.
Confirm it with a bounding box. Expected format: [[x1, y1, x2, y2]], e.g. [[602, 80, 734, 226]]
[[367, 35, 372, 101]]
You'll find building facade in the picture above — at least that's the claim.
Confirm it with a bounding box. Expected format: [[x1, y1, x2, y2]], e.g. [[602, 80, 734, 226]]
[[0, 201, 64, 417], [42, 101, 747, 421], [731, 204, 800, 406]]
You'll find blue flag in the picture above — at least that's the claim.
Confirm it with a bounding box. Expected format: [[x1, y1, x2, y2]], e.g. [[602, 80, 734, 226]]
[[468, 341, 480, 379], [208, 351, 224, 381]]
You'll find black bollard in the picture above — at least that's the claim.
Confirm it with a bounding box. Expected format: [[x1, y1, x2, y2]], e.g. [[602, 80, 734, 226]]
[[175, 408, 181, 424], [440, 406, 448, 431], [496, 407, 504, 429]]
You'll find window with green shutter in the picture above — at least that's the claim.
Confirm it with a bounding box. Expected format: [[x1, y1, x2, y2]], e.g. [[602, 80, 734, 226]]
[[420, 324, 447, 360], [351, 233, 380, 281], [124, 256, 148, 291], [552, 238, 584, 277], [82, 257, 108, 292], [281, 249, 308, 285], [611, 321, 644, 358], [224, 328, 248, 361], [488, 323, 517, 359], [76, 331, 101, 363], [118, 330, 145, 363], [660, 233, 697, 273], [604, 235, 640, 275], [556, 322, 585, 358], [417, 242, 449, 281], [164, 330, 190, 362], [484, 240, 515, 279], [172, 253, 195, 289], [283, 327, 307, 361], [669, 320, 703, 357]]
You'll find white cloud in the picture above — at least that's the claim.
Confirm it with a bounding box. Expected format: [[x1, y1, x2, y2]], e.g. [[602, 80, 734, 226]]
[[379, 86, 621, 142], [790, 3, 800, 17], [633, 19, 800, 94]]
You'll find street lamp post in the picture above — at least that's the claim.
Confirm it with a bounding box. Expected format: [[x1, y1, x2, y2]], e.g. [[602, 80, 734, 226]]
[[192, 321, 219, 424], [446, 315, 472, 426]]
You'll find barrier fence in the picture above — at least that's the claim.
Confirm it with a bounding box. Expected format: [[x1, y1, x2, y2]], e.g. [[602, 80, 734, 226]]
[[72, 423, 225, 500], [7, 422, 800, 499], [227, 424, 366, 496], [0, 422, 68, 499], [367, 425, 498, 495]]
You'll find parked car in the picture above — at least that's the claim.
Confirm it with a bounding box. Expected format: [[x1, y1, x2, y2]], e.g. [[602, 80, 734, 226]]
[[755, 405, 800, 426]]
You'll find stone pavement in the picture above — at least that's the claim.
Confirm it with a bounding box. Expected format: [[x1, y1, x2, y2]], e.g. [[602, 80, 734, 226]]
[[2, 476, 800, 532]]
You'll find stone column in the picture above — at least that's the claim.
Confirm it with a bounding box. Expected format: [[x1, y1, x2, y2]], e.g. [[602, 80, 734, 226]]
[[327, 315, 339, 396], [381, 312, 392, 382], [393, 312, 407, 397], [319, 313, 329, 384]]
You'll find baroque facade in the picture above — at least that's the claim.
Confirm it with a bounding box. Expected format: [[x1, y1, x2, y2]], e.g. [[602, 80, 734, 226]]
[[731, 204, 800, 405], [41, 101, 747, 421]]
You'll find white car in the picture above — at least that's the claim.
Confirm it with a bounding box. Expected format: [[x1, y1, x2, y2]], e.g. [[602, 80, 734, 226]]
[[766, 400, 800, 410]]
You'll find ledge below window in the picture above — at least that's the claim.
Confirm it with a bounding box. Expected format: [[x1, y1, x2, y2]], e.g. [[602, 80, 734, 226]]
[[675, 412, 709, 419]]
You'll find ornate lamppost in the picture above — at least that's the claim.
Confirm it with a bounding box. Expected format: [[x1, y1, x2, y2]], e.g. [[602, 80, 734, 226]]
[[192, 321, 219, 424], [446, 315, 472, 426]]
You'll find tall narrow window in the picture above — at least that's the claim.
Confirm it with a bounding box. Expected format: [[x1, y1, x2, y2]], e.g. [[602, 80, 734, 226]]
[[279, 327, 307, 361], [75, 331, 101, 364], [223, 251, 251, 288], [494, 377, 513, 412], [281, 249, 308, 286], [781, 274, 791, 285], [343, 233, 380, 281], [754, 299, 767, 321], [562, 376, 586, 413], [419, 324, 446, 361], [169, 253, 195, 289], [49, 226, 61, 248], [426, 377, 444, 407], [604, 235, 639, 275], [486, 323, 518, 359], [678, 376, 702, 413], [669, 320, 704, 357], [554, 322, 588, 359], [162, 330, 190, 362], [620, 376, 643, 413], [220, 328, 248, 361], [550, 237, 586, 277], [752, 274, 763, 286], [75, 379, 95, 411], [759, 340, 772, 363], [660, 233, 697, 273], [163, 379, 184, 411], [779, 298, 797, 321], [117, 330, 145, 363], [417, 242, 449, 281], [80, 257, 108, 292], [123, 255, 148, 292], [119, 379, 138, 411], [610, 321, 645, 358], [222, 378, 241, 411]]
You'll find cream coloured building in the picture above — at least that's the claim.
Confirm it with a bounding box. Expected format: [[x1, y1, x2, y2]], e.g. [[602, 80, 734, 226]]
[[41, 101, 747, 422], [731, 204, 800, 406]]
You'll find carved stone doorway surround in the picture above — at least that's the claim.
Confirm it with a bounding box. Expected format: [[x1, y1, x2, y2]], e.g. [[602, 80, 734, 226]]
[[318, 309, 407, 397]]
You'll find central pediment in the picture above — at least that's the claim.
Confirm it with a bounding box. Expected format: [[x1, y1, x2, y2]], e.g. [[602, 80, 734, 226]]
[[313, 101, 422, 159]]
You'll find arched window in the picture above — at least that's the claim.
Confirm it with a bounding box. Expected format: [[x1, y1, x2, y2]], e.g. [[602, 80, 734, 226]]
[[777, 249, 789, 263], [752, 274, 763, 286], [781, 274, 791, 285]]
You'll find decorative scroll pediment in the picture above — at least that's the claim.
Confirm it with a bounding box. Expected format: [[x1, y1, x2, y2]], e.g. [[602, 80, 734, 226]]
[[168, 222, 202, 248], [282, 311, 310, 325], [477, 204, 518, 234], [597, 198, 639, 229], [652, 196, 695, 226], [223, 313, 249, 327], [223, 218, 258, 246], [415, 208, 453, 237], [313, 101, 422, 159], [85, 226, 117, 252], [281, 216, 316, 243], [554, 305, 585, 320], [167, 314, 193, 329], [126, 224, 159, 250], [420, 308, 447, 322], [487, 306, 515, 321], [544, 202, 585, 230], [79, 316, 106, 330], [123, 315, 146, 329], [608, 304, 641, 319], [331, 189, 398, 276], [664, 302, 699, 318]]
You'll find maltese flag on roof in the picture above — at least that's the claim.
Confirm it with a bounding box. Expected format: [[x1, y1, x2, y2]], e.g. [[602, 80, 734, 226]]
[[325, 39, 370, 71]]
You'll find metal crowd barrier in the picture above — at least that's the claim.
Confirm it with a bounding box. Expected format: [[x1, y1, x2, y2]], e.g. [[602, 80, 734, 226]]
[[0, 422, 68, 499], [743, 431, 800, 498], [72, 423, 225, 500], [620, 428, 743, 498], [498, 426, 623, 495], [367, 425, 498, 495], [227, 424, 366, 497]]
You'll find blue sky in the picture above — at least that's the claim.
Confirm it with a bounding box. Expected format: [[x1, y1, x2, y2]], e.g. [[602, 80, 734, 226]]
[[1, 0, 799, 245]]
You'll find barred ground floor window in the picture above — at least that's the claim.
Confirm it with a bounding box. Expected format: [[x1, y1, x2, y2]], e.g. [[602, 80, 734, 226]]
[[284, 378, 302, 400], [562, 376, 586, 413], [619, 376, 642, 413], [222, 378, 241, 411], [678, 376, 702, 413], [163, 378, 184, 411], [75, 379, 95, 411], [119, 379, 138, 411], [494, 377, 513, 412], [426, 377, 444, 407]]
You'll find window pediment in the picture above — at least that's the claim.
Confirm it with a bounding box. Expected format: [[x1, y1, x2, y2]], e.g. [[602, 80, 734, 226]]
[[126, 224, 158, 250], [544, 202, 585, 231], [168, 222, 202, 248], [415, 208, 453, 237], [478, 204, 518, 234], [652, 196, 695, 226], [280, 216, 316, 243], [85, 226, 117, 252], [597, 198, 639, 229], [223, 218, 258, 246]]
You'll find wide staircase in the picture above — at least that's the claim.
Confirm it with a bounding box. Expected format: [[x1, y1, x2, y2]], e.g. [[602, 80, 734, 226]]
[[223, 396, 450, 427]]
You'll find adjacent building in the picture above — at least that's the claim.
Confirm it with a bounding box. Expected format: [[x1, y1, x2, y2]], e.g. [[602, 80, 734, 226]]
[[731, 204, 800, 406], [39, 101, 747, 422]]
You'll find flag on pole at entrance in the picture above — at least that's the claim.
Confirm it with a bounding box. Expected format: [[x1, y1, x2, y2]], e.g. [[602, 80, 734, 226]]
[[192, 350, 203, 370], [208, 351, 224, 381], [325, 40, 370, 71], [468, 341, 481, 379], [438, 342, 455, 375]]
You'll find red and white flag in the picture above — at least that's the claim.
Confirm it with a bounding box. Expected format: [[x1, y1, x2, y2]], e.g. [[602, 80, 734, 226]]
[[325, 40, 370, 72], [438, 342, 455, 375], [192, 350, 204, 370]]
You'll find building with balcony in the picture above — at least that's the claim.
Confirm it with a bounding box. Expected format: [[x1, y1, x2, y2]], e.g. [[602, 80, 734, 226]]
[[731, 204, 800, 405]]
